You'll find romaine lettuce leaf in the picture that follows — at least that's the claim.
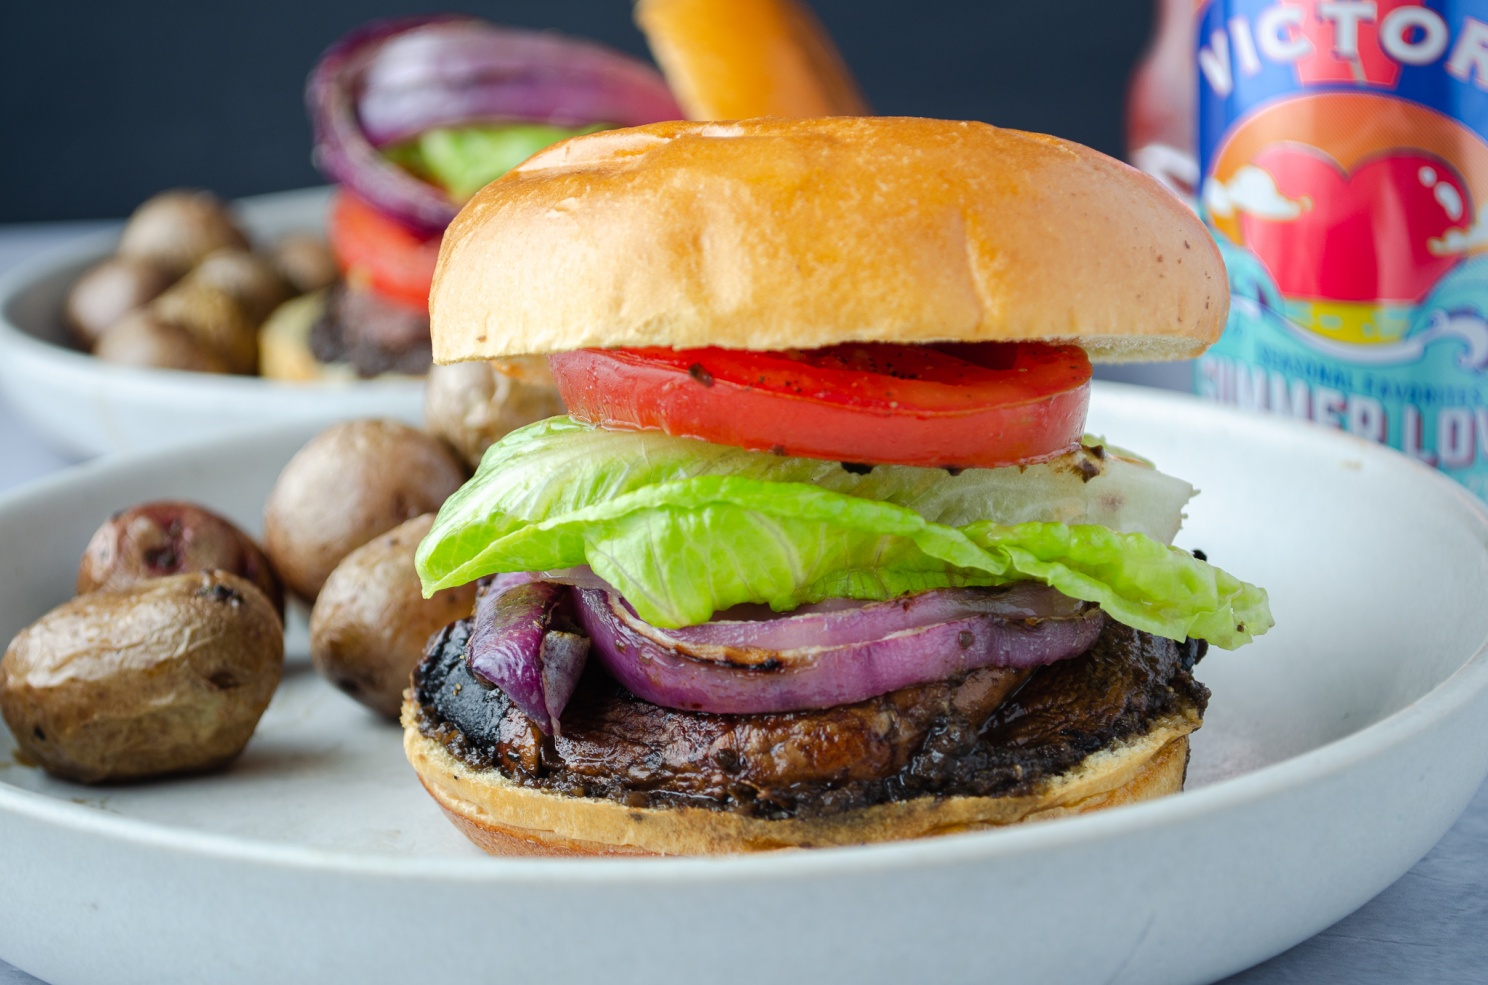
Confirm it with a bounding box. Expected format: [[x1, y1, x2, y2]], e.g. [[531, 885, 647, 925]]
[[386, 122, 609, 201], [417, 418, 1271, 648]]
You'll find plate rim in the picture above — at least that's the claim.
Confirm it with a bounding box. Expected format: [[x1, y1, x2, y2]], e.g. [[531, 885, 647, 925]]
[[2, 384, 1486, 885]]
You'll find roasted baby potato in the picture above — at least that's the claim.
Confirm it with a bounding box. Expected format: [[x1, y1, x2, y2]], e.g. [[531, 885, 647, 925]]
[[310, 513, 477, 718], [149, 280, 258, 375], [186, 248, 292, 323], [423, 358, 566, 469], [77, 500, 283, 617], [117, 189, 249, 277], [92, 311, 231, 374], [0, 571, 283, 784], [64, 255, 174, 349], [269, 233, 338, 294], [263, 420, 466, 601]]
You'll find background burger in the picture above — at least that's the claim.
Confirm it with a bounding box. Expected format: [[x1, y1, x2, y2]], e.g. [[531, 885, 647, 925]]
[[403, 116, 1272, 856], [264, 0, 869, 468], [258, 14, 683, 387]]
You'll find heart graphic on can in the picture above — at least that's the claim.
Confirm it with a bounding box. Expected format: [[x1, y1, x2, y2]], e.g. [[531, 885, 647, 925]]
[[1238, 146, 1472, 305]]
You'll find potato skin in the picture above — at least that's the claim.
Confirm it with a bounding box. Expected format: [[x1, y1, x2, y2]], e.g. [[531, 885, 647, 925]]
[[93, 311, 232, 374], [117, 189, 249, 278], [263, 421, 467, 601], [64, 255, 174, 349], [423, 358, 566, 469], [77, 501, 283, 617], [150, 280, 258, 375], [0, 572, 284, 784], [310, 514, 477, 718], [269, 233, 338, 294], [186, 248, 291, 324]]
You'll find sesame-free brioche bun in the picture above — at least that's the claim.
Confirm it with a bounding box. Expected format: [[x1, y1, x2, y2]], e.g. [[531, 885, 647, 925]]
[[402, 696, 1200, 856], [634, 0, 868, 120], [429, 117, 1226, 365]]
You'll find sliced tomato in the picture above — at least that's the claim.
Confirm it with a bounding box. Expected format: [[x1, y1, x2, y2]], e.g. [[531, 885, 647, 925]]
[[327, 190, 440, 310], [548, 342, 1092, 468]]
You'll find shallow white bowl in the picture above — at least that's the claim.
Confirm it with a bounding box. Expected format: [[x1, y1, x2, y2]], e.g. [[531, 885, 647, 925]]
[[1, 384, 1486, 985], [0, 188, 423, 458]]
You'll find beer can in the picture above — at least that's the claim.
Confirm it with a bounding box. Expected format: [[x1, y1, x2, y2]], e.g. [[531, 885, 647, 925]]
[[1195, 0, 1488, 496]]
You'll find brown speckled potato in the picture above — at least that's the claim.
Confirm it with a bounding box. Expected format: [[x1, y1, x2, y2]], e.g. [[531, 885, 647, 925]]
[[117, 190, 249, 277], [150, 281, 258, 374], [263, 420, 467, 601], [93, 311, 231, 374], [78, 501, 283, 617], [423, 358, 566, 469], [269, 233, 338, 294], [310, 513, 477, 718], [63, 255, 175, 349], [186, 248, 291, 323], [0, 571, 283, 784]]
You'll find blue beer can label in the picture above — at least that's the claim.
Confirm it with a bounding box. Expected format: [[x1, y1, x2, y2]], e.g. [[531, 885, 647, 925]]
[[1195, 0, 1488, 496]]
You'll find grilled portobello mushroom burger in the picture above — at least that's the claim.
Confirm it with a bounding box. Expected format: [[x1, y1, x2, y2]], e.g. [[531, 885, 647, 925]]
[[405, 117, 1273, 856]]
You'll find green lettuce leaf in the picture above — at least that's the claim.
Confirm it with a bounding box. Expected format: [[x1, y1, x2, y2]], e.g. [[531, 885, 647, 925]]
[[416, 418, 1272, 648], [961, 523, 1272, 649], [386, 122, 609, 201]]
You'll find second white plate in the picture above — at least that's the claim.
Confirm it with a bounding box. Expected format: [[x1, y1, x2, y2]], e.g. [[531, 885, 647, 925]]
[[0, 187, 424, 458]]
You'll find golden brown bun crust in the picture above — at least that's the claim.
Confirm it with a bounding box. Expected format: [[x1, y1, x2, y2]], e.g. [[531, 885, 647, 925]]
[[430, 117, 1226, 365], [402, 696, 1199, 856], [635, 0, 868, 120]]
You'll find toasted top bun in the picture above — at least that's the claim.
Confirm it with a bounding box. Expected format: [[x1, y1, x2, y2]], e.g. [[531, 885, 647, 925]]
[[403, 697, 1199, 856], [431, 117, 1227, 364], [634, 0, 869, 120]]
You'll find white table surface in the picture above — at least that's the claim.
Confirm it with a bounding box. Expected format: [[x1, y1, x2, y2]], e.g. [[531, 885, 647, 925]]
[[0, 223, 1483, 985]]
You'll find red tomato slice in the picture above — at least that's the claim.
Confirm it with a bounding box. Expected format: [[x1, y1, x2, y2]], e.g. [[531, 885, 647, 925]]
[[327, 191, 440, 310], [548, 342, 1092, 468]]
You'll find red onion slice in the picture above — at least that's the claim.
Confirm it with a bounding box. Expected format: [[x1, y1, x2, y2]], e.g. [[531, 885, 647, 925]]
[[467, 580, 589, 735], [648, 583, 1092, 660], [483, 567, 614, 596], [307, 17, 683, 234], [358, 25, 685, 146], [574, 587, 1104, 715], [483, 570, 541, 596]]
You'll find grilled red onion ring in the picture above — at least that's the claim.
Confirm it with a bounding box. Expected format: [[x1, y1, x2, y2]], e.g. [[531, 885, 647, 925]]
[[573, 585, 1104, 715], [307, 16, 683, 233], [467, 580, 589, 735]]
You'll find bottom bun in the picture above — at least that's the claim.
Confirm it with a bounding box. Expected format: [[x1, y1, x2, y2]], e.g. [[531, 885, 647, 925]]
[[258, 291, 359, 383], [402, 697, 1198, 856], [259, 289, 428, 383]]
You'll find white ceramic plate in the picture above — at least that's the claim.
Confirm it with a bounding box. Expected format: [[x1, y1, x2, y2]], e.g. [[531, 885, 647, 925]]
[[1, 384, 1487, 985], [0, 188, 424, 459]]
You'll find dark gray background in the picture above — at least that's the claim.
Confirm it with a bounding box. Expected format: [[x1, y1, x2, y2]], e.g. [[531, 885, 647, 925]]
[[0, 0, 1154, 222]]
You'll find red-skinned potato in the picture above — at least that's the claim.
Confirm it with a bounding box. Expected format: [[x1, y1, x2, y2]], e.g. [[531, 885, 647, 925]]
[[77, 501, 283, 617]]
